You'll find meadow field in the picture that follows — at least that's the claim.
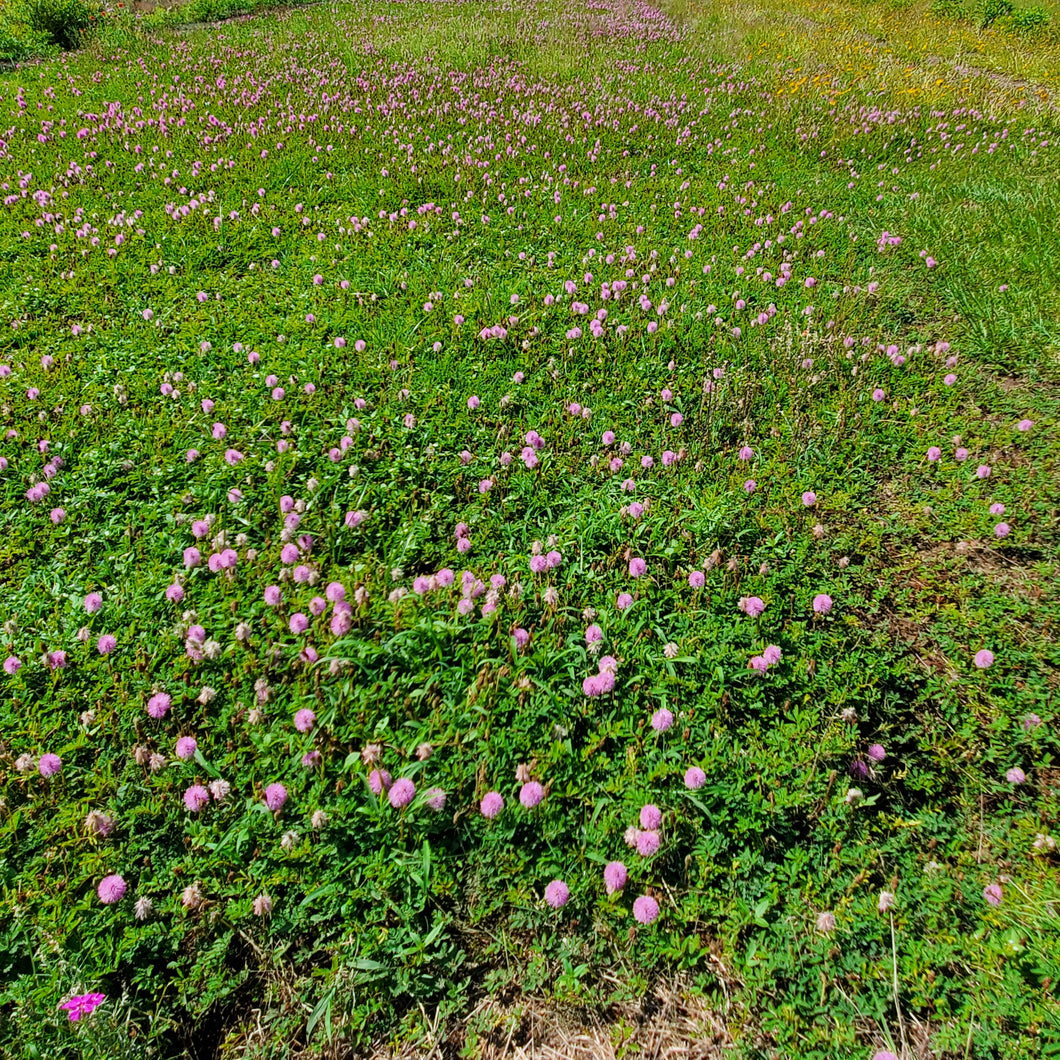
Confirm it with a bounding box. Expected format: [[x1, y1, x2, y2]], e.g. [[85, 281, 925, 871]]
[[0, 0, 1058, 1055]]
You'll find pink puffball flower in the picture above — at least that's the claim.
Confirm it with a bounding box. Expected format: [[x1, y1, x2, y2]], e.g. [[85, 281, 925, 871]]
[[616, 592, 634, 611], [604, 861, 628, 895], [762, 645, 782, 666], [995, 523, 1010, 539], [873, 1053, 900, 1060], [146, 692, 171, 719], [520, 781, 545, 808], [289, 613, 309, 635], [744, 479, 756, 494], [739, 596, 765, 618], [97, 875, 126, 904], [684, 766, 707, 790], [1006, 767, 1026, 785], [183, 547, 201, 568], [166, 583, 184, 603], [688, 570, 705, 589], [813, 594, 833, 614], [388, 777, 416, 809], [480, 791, 504, 818], [264, 586, 282, 607], [670, 412, 683, 427], [544, 880, 570, 909], [426, 787, 446, 811], [629, 557, 647, 578], [38, 753, 62, 777], [1017, 419, 1033, 432], [183, 785, 210, 812], [50, 508, 65, 524], [739, 446, 754, 461], [639, 804, 662, 830], [636, 830, 661, 856], [974, 649, 994, 670], [633, 895, 660, 924], [368, 769, 392, 795], [976, 465, 992, 479], [175, 736, 198, 761], [264, 783, 288, 811], [867, 744, 886, 763], [801, 491, 817, 507], [651, 708, 674, 732], [294, 708, 316, 733], [983, 883, 1003, 907], [84, 592, 103, 613]]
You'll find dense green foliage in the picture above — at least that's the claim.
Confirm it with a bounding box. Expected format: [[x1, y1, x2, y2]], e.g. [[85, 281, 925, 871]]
[[0, 1, 1057, 1056]]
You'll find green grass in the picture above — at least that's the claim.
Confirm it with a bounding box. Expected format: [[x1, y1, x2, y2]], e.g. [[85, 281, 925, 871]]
[[0, 0, 1058, 1057]]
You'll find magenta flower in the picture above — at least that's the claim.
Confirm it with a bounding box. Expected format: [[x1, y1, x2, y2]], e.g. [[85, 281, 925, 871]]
[[867, 744, 886, 763], [639, 804, 662, 830], [97, 874, 126, 904], [743, 479, 756, 494], [60, 993, 106, 1022], [762, 644, 782, 666], [175, 736, 197, 761], [688, 570, 705, 589], [96, 634, 116, 655], [147, 692, 171, 719], [801, 491, 817, 507], [603, 861, 628, 895], [629, 557, 647, 578], [974, 649, 994, 670], [183, 785, 209, 812], [264, 783, 288, 812], [995, 523, 1010, 539], [84, 592, 103, 613], [813, 594, 833, 614], [294, 708, 316, 733], [3, 655, 21, 675], [636, 830, 660, 856], [739, 596, 765, 617], [368, 769, 392, 795], [520, 781, 545, 808], [1006, 767, 1026, 785], [183, 547, 201, 568], [650, 708, 674, 732], [38, 753, 62, 777], [480, 791, 504, 819], [976, 465, 991, 479], [633, 895, 660, 924], [616, 592, 634, 610], [983, 883, 1003, 907], [426, 787, 447, 811], [684, 766, 706, 789], [388, 778, 416, 809], [544, 880, 570, 909]]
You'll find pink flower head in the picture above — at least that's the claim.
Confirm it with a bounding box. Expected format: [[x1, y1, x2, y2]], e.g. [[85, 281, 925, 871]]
[[974, 649, 994, 670], [264, 585, 282, 606], [147, 692, 171, 719], [585, 624, 603, 645], [84, 592, 103, 613], [762, 644, 782, 666], [639, 804, 662, 830], [983, 883, 1003, 907], [688, 570, 705, 589], [368, 769, 392, 795], [633, 895, 660, 924], [813, 593, 833, 614], [544, 879, 570, 909], [744, 479, 756, 494], [976, 465, 992, 479], [739, 446, 754, 461], [801, 491, 817, 507], [636, 830, 660, 856], [388, 777, 416, 808], [629, 557, 647, 578], [867, 744, 886, 763], [1006, 766, 1026, 784], [513, 628, 530, 650], [651, 708, 674, 732], [38, 753, 62, 777], [603, 861, 628, 895], [426, 787, 447, 811], [520, 781, 545, 808], [183, 547, 201, 568], [60, 993, 106, 1022], [480, 791, 504, 819], [183, 785, 210, 812], [294, 708, 316, 733], [175, 736, 198, 760], [739, 596, 765, 618], [289, 612, 309, 635], [1017, 419, 1033, 432], [264, 783, 288, 812], [995, 523, 1010, 539], [166, 583, 184, 603], [684, 766, 706, 790], [616, 592, 634, 611]]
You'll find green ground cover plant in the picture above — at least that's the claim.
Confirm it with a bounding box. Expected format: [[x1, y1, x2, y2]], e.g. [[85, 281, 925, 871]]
[[0, 0, 1057, 1056]]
